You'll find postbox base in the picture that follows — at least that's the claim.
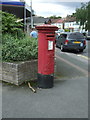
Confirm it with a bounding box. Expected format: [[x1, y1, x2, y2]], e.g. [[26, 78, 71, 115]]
[[37, 73, 54, 88]]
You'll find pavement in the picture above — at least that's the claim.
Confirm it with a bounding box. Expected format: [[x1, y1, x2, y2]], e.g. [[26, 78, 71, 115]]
[[1, 75, 88, 118]]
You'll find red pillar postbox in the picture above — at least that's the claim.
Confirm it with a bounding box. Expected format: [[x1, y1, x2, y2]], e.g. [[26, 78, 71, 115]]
[[36, 25, 58, 88]]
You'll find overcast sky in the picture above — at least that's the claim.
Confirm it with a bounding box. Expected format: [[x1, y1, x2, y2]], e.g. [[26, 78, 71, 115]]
[[27, 0, 90, 17], [2, 0, 90, 18]]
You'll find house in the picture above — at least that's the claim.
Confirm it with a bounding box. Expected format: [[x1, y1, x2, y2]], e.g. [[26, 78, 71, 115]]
[[52, 16, 80, 32], [51, 19, 64, 29], [63, 15, 80, 32]]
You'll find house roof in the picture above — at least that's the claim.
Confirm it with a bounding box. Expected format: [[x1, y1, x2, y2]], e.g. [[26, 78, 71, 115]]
[[27, 16, 49, 24], [33, 16, 49, 24], [64, 16, 76, 22], [56, 19, 64, 23], [51, 16, 76, 24], [51, 19, 64, 23]]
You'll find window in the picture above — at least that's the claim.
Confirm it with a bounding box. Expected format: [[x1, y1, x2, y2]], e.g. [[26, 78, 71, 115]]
[[61, 34, 67, 39], [68, 33, 84, 39]]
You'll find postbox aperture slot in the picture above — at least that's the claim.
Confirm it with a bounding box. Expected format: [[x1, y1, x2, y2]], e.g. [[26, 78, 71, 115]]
[[47, 35, 54, 37], [46, 34, 55, 39], [46, 34, 54, 36]]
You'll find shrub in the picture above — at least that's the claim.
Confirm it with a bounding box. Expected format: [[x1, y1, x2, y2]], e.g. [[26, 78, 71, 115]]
[[64, 29, 70, 32], [1, 11, 38, 62], [2, 34, 38, 62], [1, 10, 24, 38]]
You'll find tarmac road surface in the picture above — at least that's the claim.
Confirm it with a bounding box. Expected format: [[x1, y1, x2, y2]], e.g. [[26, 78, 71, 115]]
[[55, 47, 88, 79]]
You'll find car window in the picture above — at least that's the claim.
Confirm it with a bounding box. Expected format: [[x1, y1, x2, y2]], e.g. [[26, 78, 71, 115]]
[[60, 34, 67, 39], [88, 32, 90, 36], [68, 33, 84, 39]]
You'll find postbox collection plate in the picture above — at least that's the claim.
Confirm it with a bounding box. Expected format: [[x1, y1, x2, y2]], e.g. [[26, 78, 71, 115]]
[[48, 41, 53, 50]]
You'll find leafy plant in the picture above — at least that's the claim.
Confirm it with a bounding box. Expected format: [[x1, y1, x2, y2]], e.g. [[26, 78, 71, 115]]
[[2, 34, 38, 62], [1, 11, 38, 62], [64, 29, 70, 32], [0, 10, 24, 38]]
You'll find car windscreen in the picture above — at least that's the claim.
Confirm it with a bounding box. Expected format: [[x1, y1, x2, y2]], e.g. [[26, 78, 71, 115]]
[[68, 33, 84, 39]]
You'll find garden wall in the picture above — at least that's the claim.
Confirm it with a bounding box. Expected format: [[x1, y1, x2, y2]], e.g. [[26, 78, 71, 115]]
[[1, 60, 38, 85]]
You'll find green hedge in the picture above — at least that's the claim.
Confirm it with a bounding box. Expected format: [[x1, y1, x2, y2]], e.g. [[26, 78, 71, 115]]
[[2, 34, 38, 62]]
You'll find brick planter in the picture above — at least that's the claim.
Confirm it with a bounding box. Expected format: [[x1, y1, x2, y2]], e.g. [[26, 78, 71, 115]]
[[1, 60, 38, 85]]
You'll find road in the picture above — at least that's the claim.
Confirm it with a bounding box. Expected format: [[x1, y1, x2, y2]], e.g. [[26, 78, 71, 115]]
[[75, 40, 89, 57], [55, 44, 88, 79], [58, 40, 89, 58], [55, 40, 89, 78]]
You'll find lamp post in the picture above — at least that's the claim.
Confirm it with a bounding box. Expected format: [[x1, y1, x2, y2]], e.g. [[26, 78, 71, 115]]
[[31, 0, 33, 28], [24, 1, 26, 31], [20, 0, 26, 31]]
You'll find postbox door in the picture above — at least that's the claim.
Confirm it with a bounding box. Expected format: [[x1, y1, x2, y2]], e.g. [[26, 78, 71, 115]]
[[42, 34, 55, 75]]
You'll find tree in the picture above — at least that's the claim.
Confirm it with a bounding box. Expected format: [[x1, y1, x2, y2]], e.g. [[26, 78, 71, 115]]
[[49, 15, 62, 19], [87, 2, 90, 31], [71, 13, 76, 17], [74, 2, 89, 31]]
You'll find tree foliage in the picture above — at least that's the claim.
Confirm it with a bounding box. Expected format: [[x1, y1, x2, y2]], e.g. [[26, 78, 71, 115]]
[[87, 2, 90, 31], [1, 10, 24, 37], [74, 2, 89, 31], [49, 15, 62, 19], [76, 3, 87, 25]]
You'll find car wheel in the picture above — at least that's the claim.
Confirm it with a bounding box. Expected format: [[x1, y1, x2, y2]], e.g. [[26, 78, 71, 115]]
[[61, 44, 64, 51], [79, 49, 84, 52]]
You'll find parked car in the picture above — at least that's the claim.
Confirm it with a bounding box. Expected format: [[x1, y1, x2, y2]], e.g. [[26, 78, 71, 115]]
[[56, 32, 86, 52], [55, 29, 65, 36], [86, 31, 90, 40]]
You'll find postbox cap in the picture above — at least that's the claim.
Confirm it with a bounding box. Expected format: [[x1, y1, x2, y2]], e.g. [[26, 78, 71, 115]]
[[36, 24, 58, 31]]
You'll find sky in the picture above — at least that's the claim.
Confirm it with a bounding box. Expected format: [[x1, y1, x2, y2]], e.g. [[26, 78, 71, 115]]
[[2, 0, 90, 18]]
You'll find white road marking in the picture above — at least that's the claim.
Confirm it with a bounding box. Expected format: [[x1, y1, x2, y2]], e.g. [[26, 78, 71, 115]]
[[77, 55, 89, 60]]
